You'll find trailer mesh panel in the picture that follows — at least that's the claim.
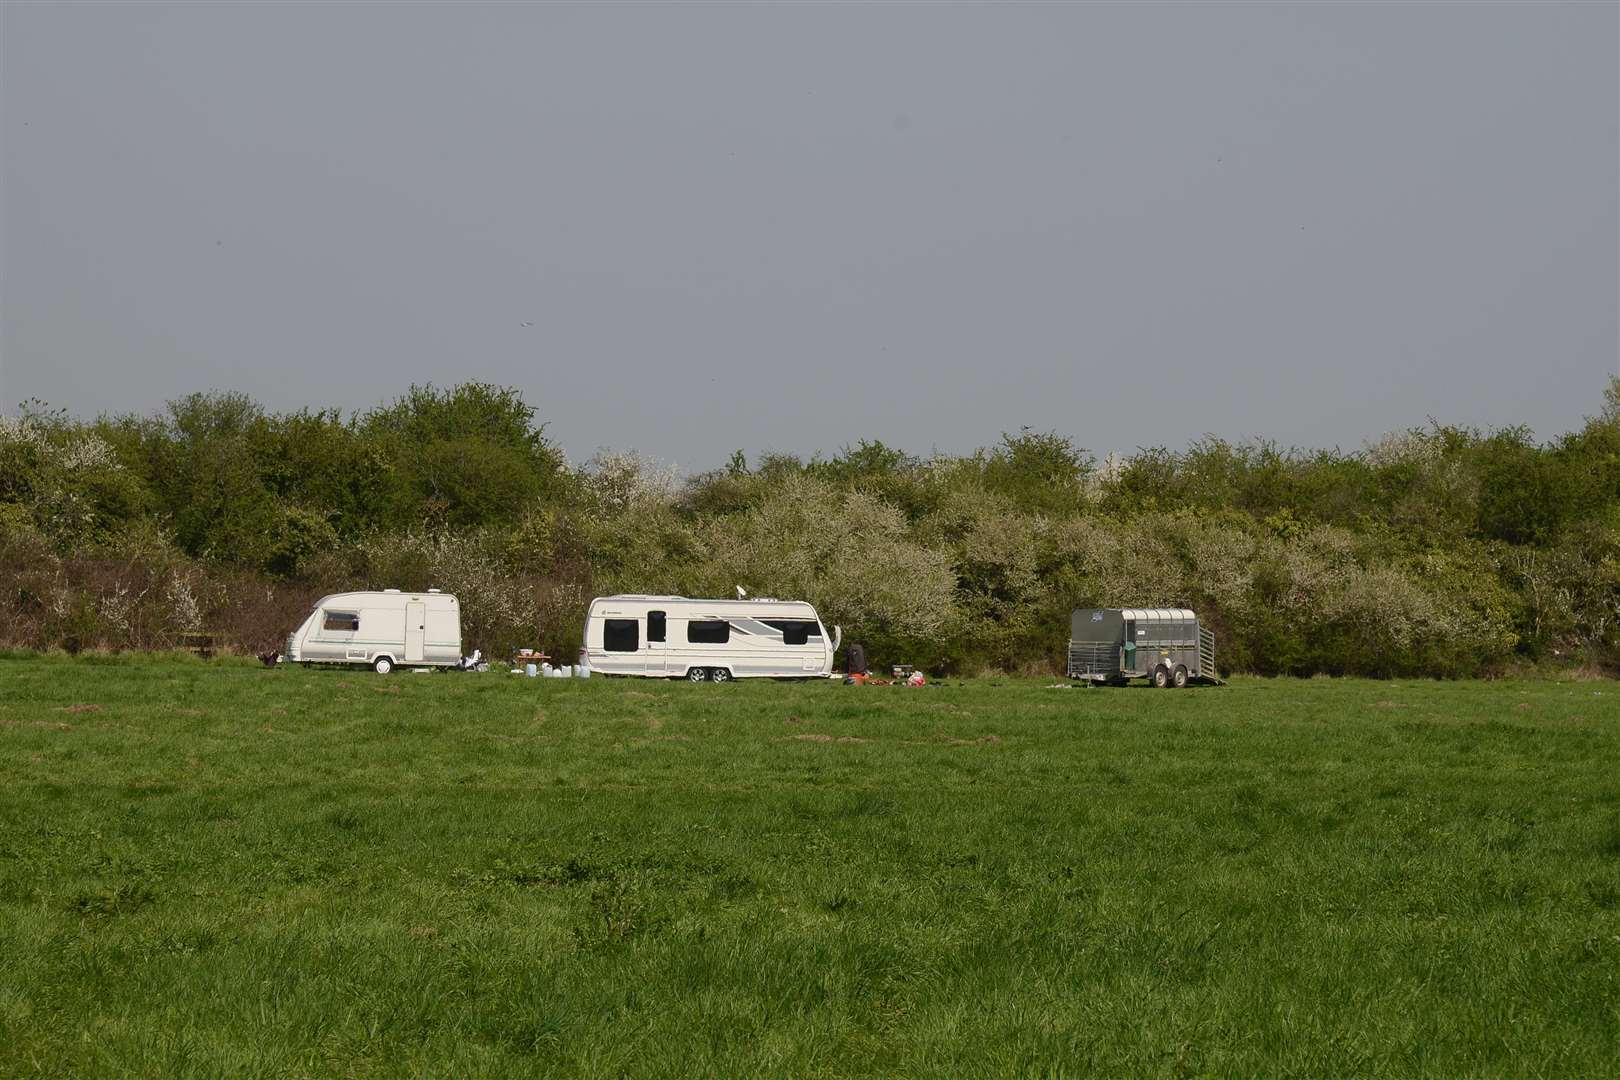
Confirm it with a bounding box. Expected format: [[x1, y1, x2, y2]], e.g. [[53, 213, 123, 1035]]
[[1068, 642, 1119, 678]]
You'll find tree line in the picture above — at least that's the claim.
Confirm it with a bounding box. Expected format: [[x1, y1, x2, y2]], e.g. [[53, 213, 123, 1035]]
[[2, 380, 1617, 676]]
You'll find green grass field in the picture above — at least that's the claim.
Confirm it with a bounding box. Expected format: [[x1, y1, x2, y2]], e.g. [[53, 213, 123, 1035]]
[[0, 655, 1616, 1077]]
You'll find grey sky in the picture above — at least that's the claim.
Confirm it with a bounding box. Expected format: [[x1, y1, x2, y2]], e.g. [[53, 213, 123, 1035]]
[[2, 2, 1615, 471]]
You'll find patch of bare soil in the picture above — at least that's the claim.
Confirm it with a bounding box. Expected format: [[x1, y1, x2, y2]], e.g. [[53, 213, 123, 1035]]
[[57, 704, 101, 714]]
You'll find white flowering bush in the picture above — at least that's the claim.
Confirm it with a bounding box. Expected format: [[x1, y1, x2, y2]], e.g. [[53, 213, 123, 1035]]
[[352, 530, 546, 655], [691, 477, 959, 642], [0, 413, 140, 551], [583, 451, 681, 515]]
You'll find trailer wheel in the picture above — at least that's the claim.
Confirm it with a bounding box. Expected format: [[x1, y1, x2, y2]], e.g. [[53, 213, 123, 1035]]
[[710, 668, 733, 684], [1172, 665, 1188, 689], [686, 667, 708, 682], [1151, 666, 1170, 689], [373, 656, 394, 675]]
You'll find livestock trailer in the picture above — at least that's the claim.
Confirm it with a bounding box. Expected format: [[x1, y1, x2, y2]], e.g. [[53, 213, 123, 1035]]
[[583, 595, 841, 682], [1067, 607, 1222, 687], [284, 589, 461, 674]]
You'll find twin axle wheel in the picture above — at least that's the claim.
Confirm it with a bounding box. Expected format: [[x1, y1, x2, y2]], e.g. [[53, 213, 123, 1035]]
[[685, 667, 733, 683], [1150, 665, 1189, 689]]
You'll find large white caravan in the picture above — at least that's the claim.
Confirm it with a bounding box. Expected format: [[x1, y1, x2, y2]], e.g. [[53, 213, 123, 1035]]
[[284, 589, 461, 674], [583, 595, 841, 681]]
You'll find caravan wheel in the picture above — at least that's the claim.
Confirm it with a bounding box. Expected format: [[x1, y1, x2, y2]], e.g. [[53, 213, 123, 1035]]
[[710, 668, 733, 684], [374, 656, 394, 675], [686, 667, 708, 683]]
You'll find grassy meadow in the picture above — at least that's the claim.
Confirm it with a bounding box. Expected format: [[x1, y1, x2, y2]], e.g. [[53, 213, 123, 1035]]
[[0, 654, 1616, 1077]]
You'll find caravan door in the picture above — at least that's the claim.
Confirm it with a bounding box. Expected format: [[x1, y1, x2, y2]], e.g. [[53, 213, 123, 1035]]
[[405, 602, 426, 663], [645, 609, 667, 675]]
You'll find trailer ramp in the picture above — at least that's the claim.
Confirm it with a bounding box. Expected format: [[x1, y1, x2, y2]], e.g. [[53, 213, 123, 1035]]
[[1196, 627, 1227, 685]]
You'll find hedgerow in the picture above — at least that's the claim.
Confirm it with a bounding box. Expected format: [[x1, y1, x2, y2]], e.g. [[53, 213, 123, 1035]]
[[2, 381, 1616, 674]]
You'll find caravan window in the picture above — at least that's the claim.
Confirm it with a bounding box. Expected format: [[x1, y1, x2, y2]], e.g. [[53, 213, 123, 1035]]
[[687, 620, 730, 644], [323, 611, 360, 632], [763, 619, 819, 646], [648, 610, 666, 643], [603, 619, 639, 652]]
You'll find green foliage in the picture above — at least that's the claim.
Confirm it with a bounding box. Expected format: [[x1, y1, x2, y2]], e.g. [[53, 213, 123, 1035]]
[[2, 379, 1616, 674], [360, 384, 568, 529], [265, 505, 339, 579]]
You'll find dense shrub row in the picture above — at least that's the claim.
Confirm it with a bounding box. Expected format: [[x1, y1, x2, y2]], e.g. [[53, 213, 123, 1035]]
[[2, 382, 1617, 675]]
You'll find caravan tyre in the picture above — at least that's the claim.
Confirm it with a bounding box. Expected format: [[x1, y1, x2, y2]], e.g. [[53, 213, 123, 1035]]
[[1151, 666, 1170, 689], [686, 667, 708, 683], [710, 668, 733, 684], [374, 656, 394, 675], [1172, 666, 1188, 689]]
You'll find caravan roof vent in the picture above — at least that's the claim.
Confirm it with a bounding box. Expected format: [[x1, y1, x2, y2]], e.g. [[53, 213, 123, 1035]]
[[384, 588, 401, 593], [427, 588, 441, 593]]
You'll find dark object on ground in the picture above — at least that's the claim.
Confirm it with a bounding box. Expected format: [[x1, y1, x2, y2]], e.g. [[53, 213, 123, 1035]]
[[183, 632, 217, 659], [258, 649, 280, 667], [846, 643, 868, 677]]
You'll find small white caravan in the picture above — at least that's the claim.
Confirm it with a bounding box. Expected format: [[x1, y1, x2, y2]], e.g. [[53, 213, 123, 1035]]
[[583, 595, 841, 682], [284, 589, 461, 674]]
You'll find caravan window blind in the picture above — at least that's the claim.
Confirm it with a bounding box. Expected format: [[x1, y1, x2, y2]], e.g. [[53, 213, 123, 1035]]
[[762, 619, 819, 645], [687, 620, 730, 644], [604, 619, 639, 652]]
